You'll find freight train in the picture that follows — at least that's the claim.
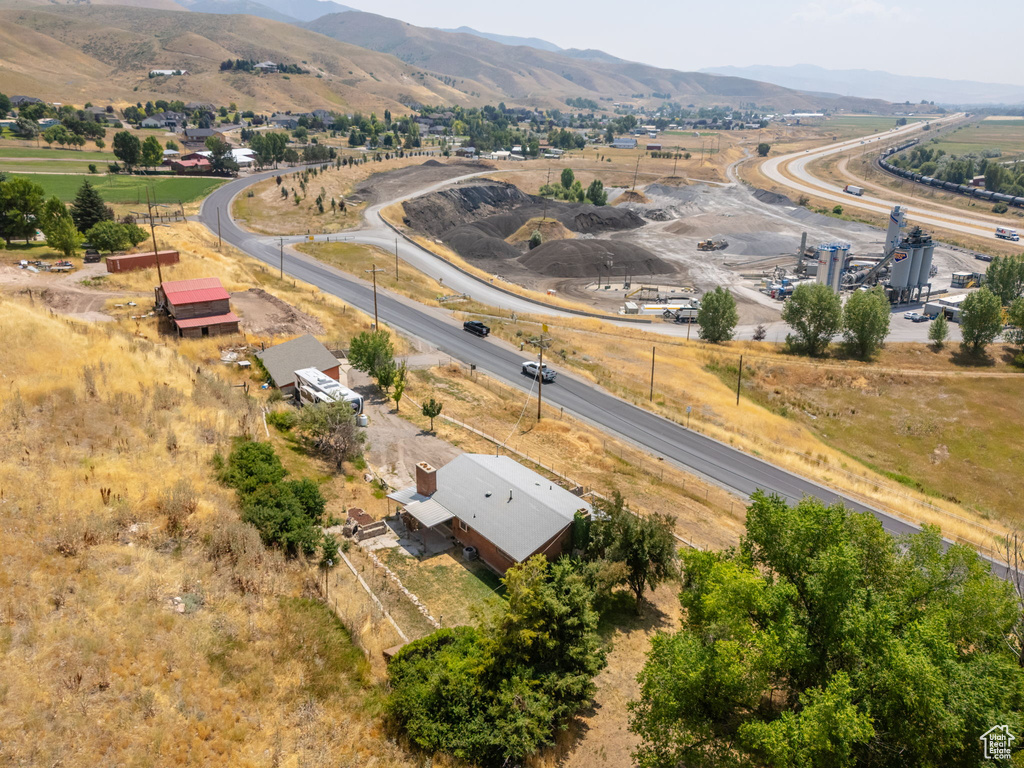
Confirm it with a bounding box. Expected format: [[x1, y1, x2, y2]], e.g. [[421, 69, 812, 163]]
[[878, 139, 1024, 209]]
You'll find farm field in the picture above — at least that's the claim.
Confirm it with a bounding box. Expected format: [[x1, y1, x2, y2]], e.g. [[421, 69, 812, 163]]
[[2, 160, 103, 173], [0, 146, 114, 161], [12, 173, 224, 204], [914, 119, 1024, 158]]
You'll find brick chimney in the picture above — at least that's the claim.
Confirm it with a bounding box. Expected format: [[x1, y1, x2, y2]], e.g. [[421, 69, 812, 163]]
[[415, 461, 437, 497]]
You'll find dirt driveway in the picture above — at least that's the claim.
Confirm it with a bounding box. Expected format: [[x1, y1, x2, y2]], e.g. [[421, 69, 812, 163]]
[[0, 263, 147, 321]]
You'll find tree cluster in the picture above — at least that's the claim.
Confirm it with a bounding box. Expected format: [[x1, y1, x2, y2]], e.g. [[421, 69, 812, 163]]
[[347, 330, 398, 393], [219, 440, 333, 559], [630, 492, 1024, 768], [294, 401, 364, 470], [387, 556, 606, 765]]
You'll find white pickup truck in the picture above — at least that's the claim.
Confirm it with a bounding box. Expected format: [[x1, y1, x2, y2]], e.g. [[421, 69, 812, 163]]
[[521, 360, 556, 383]]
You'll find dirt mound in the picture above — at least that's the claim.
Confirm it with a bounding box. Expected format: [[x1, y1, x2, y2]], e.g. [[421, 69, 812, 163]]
[[507, 218, 575, 245], [613, 190, 650, 205], [402, 182, 531, 238], [665, 220, 695, 235], [753, 189, 794, 206], [519, 240, 674, 279], [645, 184, 704, 205], [421, 159, 444, 167]]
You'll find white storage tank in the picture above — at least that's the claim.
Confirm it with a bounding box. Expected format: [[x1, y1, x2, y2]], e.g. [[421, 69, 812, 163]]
[[918, 243, 935, 287], [889, 249, 912, 289], [908, 245, 924, 287]]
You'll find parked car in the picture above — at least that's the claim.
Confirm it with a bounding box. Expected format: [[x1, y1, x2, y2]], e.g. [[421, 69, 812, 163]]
[[463, 320, 490, 337], [521, 360, 556, 382], [903, 311, 928, 322]]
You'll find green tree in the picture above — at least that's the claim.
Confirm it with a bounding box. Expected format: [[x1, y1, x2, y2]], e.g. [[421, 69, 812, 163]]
[[70, 179, 112, 233], [205, 135, 238, 174], [959, 286, 1004, 355], [586, 493, 679, 611], [374, 357, 398, 395], [0, 93, 11, 117], [560, 167, 575, 190], [348, 330, 394, 379], [112, 130, 141, 172], [85, 220, 129, 253], [585, 179, 607, 205], [528, 229, 542, 249], [38, 195, 68, 234], [421, 397, 443, 431], [782, 283, 842, 356], [629, 492, 1024, 768], [295, 401, 364, 470], [928, 311, 949, 348], [141, 135, 163, 169], [1006, 297, 1024, 347], [45, 214, 84, 258], [757, 142, 771, 157], [696, 286, 739, 343], [832, 204, 843, 215], [124, 222, 149, 247], [985, 254, 1024, 306], [841, 286, 890, 359], [985, 162, 1005, 194], [391, 361, 407, 411], [0, 176, 44, 245]]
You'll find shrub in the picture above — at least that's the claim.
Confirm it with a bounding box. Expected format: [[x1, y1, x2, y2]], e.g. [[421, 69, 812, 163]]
[[994, 202, 1009, 213], [266, 409, 297, 431]]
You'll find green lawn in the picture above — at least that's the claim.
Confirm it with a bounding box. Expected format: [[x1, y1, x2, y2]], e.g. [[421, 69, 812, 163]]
[[0, 146, 113, 161], [13, 173, 225, 204], [3, 161, 104, 174], [822, 115, 927, 140]]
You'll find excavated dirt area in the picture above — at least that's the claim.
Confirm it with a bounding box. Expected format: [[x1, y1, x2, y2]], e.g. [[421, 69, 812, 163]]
[[355, 159, 489, 206], [402, 181, 672, 285], [230, 288, 324, 337]]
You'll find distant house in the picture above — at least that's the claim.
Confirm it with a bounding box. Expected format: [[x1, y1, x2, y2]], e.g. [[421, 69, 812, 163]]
[[169, 157, 212, 175], [37, 118, 60, 128], [256, 333, 343, 396], [388, 455, 592, 575], [141, 111, 186, 130], [270, 114, 300, 129], [646, 143, 662, 151], [454, 146, 476, 158], [195, 147, 256, 167], [184, 102, 214, 112], [162, 148, 180, 163], [254, 61, 279, 73], [488, 150, 512, 160], [182, 128, 218, 148], [155, 277, 239, 338], [10, 96, 42, 107], [150, 69, 189, 77], [611, 137, 638, 149]]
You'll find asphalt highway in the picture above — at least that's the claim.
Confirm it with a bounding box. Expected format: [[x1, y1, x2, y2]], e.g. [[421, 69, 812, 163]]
[[197, 168, 1017, 580]]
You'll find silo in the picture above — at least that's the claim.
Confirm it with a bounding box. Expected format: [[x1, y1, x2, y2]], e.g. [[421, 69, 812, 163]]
[[918, 243, 935, 287], [817, 247, 832, 285], [907, 244, 924, 287], [884, 205, 906, 253], [889, 249, 912, 289], [831, 248, 844, 292]]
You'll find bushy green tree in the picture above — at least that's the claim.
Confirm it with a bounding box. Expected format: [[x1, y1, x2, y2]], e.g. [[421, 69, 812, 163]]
[[421, 397, 443, 431], [629, 492, 1024, 768], [45, 214, 84, 258], [782, 283, 842, 356], [348, 330, 394, 379], [112, 130, 141, 171], [70, 179, 112, 233], [560, 167, 575, 190], [0, 176, 44, 245], [757, 142, 770, 157], [985, 254, 1024, 306], [928, 311, 949, 348], [696, 286, 739, 343], [388, 556, 605, 765], [295, 401, 364, 469], [841, 286, 890, 359], [85, 220, 129, 253], [586, 179, 607, 205], [959, 286, 1004, 355], [141, 135, 163, 169], [1006, 297, 1024, 348]]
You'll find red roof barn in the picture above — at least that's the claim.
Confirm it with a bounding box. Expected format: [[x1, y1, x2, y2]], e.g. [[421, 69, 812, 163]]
[[156, 277, 239, 338]]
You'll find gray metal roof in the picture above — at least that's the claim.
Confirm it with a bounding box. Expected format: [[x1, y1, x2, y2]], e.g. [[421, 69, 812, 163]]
[[389, 455, 591, 563], [256, 334, 340, 388], [404, 498, 454, 528]]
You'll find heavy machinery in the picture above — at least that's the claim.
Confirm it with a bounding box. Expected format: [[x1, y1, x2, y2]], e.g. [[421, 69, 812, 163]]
[[697, 238, 728, 251]]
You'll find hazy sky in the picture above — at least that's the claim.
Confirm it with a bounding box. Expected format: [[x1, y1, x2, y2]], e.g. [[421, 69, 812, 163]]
[[336, 0, 1024, 85]]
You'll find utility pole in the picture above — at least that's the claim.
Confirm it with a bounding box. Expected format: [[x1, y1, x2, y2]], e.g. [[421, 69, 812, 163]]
[[145, 189, 164, 286], [632, 155, 641, 192], [736, 354, 743, 406], [526, 327, 552, 422], [366, 266, 386, 329], [649, 345, 655, 401]]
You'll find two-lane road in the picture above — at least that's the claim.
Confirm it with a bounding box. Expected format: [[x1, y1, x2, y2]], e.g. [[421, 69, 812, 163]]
[[196, 169, 1013, 578]]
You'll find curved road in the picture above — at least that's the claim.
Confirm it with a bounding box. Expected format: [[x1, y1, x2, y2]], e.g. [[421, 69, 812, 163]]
[[197, 166, 1009, 577], [761, 113, 1009, 241]]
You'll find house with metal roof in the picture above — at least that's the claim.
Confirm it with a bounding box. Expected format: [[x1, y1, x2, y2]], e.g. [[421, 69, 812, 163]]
[[256, 334, 343, 396], [155, 277, 239, 338], [611, 137, 638, 149], [388, 455, 591, 574]]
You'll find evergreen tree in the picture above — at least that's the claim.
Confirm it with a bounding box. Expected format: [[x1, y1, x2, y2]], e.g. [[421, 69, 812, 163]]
[[70, 179, 112, 234]]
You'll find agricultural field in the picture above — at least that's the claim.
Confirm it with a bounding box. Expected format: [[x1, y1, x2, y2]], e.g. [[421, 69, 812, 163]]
[[0, 146, 114, 161], [916, 119, 1024, 158], [12, 173, 224, 205], [2, 160, 103, 174], [819, 114, 928, 139]]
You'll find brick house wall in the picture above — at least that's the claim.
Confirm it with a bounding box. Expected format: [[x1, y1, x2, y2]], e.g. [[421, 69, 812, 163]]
[[452, 517, 572, 575]]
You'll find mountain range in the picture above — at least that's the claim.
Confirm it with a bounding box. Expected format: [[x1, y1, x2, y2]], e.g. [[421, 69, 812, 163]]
[[700, 64, 1024, 106], [0, 0, 895, 114]]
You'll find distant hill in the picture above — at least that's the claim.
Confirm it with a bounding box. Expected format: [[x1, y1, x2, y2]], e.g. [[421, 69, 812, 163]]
[[181, 0, 300, 24], [0, 5, 478, 113], [437, 26, 562, 53], [700, 64, 1024, 106], [305, 11, 893, 112]]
